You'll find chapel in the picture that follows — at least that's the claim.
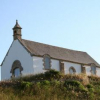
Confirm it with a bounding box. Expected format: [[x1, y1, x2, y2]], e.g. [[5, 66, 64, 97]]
[[1, 20, 100, 80]]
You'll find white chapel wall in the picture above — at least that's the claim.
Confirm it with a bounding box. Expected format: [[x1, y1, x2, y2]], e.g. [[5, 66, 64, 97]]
[[33, 56, 82, 75], [1, 40, 33, 80], [33, 56, 45, 74], [33, 56, 60, 74], [84, 65, 91, 76], [63, 62, 82, 74], [51, 59, 60, 71], [84, 65, 100, 76], [96, 67, 100, 77]]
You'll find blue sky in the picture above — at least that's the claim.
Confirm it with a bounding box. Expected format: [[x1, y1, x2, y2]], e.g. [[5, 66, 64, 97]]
[[0, 0, 100, 79]]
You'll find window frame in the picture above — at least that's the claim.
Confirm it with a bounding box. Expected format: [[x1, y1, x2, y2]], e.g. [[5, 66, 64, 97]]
[[60, 61, 65, 74], [69, 67, 76, 74], [90, 63, 96, 75], [43, 54, 51, 70], [10, 60, 23, 78]]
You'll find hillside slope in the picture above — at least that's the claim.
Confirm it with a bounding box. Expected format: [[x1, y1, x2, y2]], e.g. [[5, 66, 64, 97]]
[[0, 70, 100, 100]]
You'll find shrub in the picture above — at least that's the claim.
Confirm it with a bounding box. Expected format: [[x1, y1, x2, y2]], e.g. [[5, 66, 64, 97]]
[[64, 80, 87, 92], [41, 80, 50, 86], [86, 84, 94, 92], [21, 81, 33, 89], [50, 80, 60, 87], [44, 69, 61, 79], [88, 76, 100, 81], [86, 84, 93, 88], [63, 74, 89, 85]]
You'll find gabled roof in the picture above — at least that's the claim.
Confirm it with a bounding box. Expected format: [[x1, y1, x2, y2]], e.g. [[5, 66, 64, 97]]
[[19, 39, 100, 67]]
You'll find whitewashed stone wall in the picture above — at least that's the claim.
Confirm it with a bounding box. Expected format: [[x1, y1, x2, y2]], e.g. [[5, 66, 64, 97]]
[[1, 40, 33, 80], [33, 57, 60, 74], [63, 62, 82, 74], [84, 65, 91, 76], [33, 56, 45, 74], [96, 67, 100, 77], [51, 59, 60, 71], [33, 57, 82, 75]]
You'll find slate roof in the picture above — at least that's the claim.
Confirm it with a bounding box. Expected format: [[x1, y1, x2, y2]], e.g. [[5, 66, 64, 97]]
[[20, 39, 100, 67]]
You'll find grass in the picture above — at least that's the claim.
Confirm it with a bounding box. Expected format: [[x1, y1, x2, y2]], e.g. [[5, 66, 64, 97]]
[[0, 70, 100, 100]]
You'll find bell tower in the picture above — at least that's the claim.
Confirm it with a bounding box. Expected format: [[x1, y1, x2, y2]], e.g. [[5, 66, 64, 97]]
[[13, 20, 22, 40]]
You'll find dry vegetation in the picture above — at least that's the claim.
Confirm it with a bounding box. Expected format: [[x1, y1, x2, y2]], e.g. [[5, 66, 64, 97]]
[[0, 70, 100, 100]]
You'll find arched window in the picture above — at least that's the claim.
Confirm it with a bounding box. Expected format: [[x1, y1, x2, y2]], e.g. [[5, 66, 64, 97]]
[[43, 55, 51, 70], [69, 67, 76, 74], [14, 68, 20, 77], [10, 60, 23, 77]]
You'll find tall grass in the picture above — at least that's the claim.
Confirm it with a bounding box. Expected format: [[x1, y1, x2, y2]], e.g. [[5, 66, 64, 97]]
[[0, 70, 100, 100]]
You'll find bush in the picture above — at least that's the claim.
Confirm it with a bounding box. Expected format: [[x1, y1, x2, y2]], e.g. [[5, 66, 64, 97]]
[[41, 80, 50, 86], [64, 80, 87, 92], [86, 84, 94, 92], [44, 69, 61, 79], [86, 84, 93, 88], [88, 76, 100, 81], [50, 80, 60, 86], [63, 74, 89, 85], [21, 81, 33, 89]]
